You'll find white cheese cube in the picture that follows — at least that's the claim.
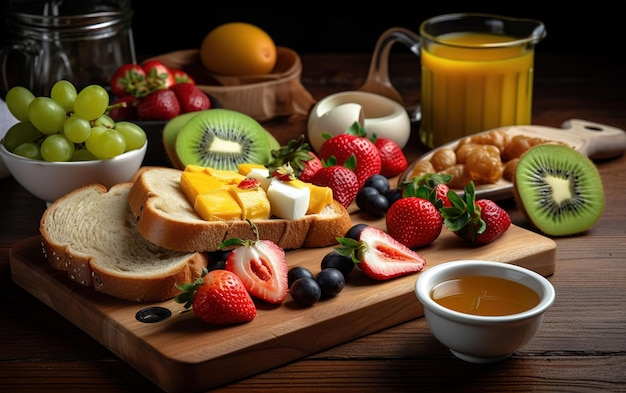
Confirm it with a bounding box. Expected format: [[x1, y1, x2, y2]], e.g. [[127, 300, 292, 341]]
[[266, 178, 311, 220]]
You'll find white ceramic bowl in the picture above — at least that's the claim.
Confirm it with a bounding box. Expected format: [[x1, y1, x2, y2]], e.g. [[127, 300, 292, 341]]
[[307, 91, 411, 153], [0, 141, 146, 204], [415, 260, 555, 363]]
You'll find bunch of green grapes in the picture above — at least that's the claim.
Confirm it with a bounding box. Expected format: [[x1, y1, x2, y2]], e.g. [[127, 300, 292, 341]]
[[3, 81, 146, 162]]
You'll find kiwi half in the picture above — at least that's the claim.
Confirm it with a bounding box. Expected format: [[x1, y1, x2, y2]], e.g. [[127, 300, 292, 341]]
[[162, 111, 200, 169], [513, 144, 604, 236], [175, 109, 280, 171]]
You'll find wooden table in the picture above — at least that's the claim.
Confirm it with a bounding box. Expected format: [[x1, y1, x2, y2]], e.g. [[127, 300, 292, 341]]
[[1, 51, 625, 392]]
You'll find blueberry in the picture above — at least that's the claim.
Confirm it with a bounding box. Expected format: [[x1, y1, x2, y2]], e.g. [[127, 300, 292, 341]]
[[345, 223, 369, 240], [321, 250, 354, 277], [364, 192, 389, 217], [356, 186, 380, 210], [316, 268, 345, 297], [363, 174, 390, 194], [384, 188, 403, 206], [290, 277, 321, 306], [288, 266, 314, 288]]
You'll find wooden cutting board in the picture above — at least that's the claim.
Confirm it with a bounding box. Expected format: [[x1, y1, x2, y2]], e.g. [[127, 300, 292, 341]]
[[10, 211, 556, 393]]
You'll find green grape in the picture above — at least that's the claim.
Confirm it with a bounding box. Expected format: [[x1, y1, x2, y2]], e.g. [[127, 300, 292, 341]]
[[91, 129, 126, 158], [63, 115, 91, 143], [50, 80, 77, 113], [114, 121, 147, 151], [74, 85, 109, 120], [28, 96, 67, 135], [13, 142, 43, 160], [94, 114, 115, 129], [40, 133, 75, 162], [5, 86, 35, 122], [2, 121, 41, 152], [85, 125, 106, 157], [71, 147, 98, 161]]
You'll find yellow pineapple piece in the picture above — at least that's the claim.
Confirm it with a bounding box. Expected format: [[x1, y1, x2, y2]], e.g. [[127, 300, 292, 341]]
[[238, 163, 267, 176], [288, 179, 333, 214], [184, 164, 206, 173], [228, 184, 271, 220], [204, 167, 246, 184], [180, 171, 226, 205], [194, 188, 242, 221]]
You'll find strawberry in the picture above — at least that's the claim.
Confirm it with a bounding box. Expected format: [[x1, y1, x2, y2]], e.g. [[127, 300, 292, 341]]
[[174, 268, 256, 326], [266, 135, 323, 182], [373, 137, 407, 177], [136, 89, 180, 120], [172, 69, 195, 84], [402, 173, 453, 209], [335, 226, 427, 280], [221, 232, 289, 304], [110, 64, 146, 98], [311, 155, 360, 208], [386, 197, 443, 249], [440, 181, 511, 244], [170, 82, 211, 113], [318, 123, 381, 188], [141, 60, 175, 90], [108, 94, 137, 121]]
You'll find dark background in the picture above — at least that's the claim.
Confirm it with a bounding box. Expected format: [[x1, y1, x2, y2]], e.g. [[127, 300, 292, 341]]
[[126, 1, 624, 56], [1, 1, 624, 57]]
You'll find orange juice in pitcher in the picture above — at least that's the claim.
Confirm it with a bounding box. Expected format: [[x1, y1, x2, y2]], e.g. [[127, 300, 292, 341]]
[[363, 14, 546, 148], [420, 32, 535, 148]]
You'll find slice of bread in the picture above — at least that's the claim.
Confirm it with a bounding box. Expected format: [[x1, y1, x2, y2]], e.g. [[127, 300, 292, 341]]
[[40, 183, 208, 302], [128, 167, 353, 252]]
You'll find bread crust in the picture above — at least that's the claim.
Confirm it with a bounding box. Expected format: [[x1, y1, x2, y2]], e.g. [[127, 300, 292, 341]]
[[40, 183, 208, 302], [128, 167, 352, 252]]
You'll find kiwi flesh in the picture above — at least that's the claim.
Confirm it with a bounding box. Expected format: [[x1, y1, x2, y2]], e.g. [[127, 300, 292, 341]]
[[162, 111, 200, 169], [175, 108, 280, 171], [513, 144, 604, 236]]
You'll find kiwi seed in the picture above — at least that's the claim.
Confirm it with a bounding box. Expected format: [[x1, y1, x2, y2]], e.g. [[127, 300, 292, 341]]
[[513, 144, 604, 236], [175, 108, 280, 171]]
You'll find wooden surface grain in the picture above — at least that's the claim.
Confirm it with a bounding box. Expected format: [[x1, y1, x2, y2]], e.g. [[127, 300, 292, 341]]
[[1, 51, 625, 392]]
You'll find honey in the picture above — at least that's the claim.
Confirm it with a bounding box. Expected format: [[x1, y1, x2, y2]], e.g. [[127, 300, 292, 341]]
[[431, 275, 540, 316]]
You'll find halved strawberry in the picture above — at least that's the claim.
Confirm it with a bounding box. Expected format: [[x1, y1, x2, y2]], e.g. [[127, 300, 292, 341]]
[[222, 236, 288, 304], [174, 268, 256, 326], [335, 226, 427, 280]]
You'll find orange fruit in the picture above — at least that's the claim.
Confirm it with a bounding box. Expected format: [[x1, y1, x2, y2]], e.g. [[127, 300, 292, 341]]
[[199, 22, 277, 76]]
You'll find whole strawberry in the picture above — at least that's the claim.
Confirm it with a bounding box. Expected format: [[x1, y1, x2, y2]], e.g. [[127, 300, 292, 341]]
[[170, 82, 211, 113], [175, 268, 256, 325], [221, 231, 289, 304], [402, 173, 453, 209], [311, 155, 360, 208], [266, 135, 323, 182], [440, 181, 511, 244], [386, 197, 442, 249], [318, 123, 381, 188], [335, 226, 427, 280], [374, 136, 407, 177], [137, 89, 180, 120]]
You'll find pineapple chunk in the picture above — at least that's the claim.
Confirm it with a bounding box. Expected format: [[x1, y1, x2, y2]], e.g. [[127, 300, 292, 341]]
[[180, 171, 226, 206], [204, 167, 246, 184], [228, 185, 271, 220], [301, 181, 334, 214], [238, 163, 268, 176], [194, 188, 242, 221]]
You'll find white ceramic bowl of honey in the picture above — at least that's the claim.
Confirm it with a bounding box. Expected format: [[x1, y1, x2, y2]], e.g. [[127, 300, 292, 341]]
[[415, 260, 555, 364]]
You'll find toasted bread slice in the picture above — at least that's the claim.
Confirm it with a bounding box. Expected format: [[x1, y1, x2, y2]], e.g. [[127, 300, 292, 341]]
[[127, 167, 353, 252], [40, 183, 208, 302]]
